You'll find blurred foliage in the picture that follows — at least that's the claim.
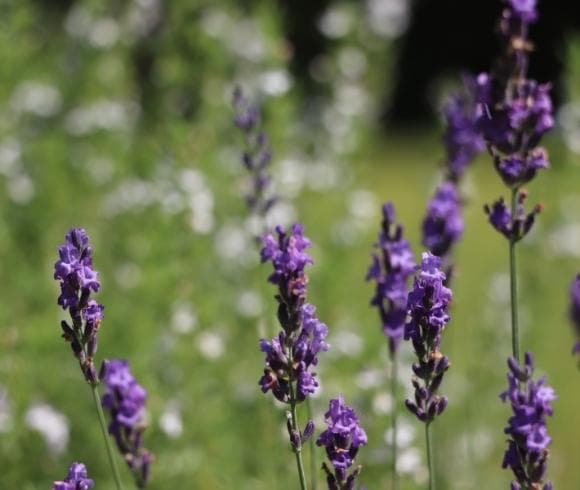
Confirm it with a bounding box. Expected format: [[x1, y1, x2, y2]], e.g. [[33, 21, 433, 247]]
[[0, 1, 579, 489]]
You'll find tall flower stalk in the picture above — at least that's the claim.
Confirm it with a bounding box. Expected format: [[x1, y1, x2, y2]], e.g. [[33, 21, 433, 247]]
[[54, 228, 124, 490], [501, 353, 556, 489], [316, 395, 368, 489], [404, 253, 453, 490], [366, 203, 415, 489], [475, 0, 554, 362], [259, 224, 329, 490], [422, 82, 484, 283]]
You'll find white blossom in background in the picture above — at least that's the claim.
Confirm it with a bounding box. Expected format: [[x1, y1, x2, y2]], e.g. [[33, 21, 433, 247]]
[[171, 302, 198, 334], [65, 100, 138, 136], [356, 368, 384, 390], [366, 0, 411, 39], [11, 82, 62, 117], [214, 223, 254, 266], [258, 70, 292, 96], [0, 386, 12, 432], [180, 169, 214, 235], [25, 403, 70, 455], [372, 391, 393, 415], [0, 138, 21, 177], [7, 173, 35, 204], [318, 4, 353, 39], [329, 329, 363, 358], [159, 400, 183, 439], [197, 330, 225, 360], [384, 417, 416, 449], [114, 262, 142, 290], [236, 290, 263, 318], [557, 102, 580, 155]]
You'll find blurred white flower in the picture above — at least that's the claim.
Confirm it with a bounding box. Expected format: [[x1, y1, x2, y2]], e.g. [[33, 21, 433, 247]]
[[159, 400, 183, 439], [25, 403, 69, 455], [171, 302, 198, 334], [197, 330, 225, 360], [11, 82, 62, 117]]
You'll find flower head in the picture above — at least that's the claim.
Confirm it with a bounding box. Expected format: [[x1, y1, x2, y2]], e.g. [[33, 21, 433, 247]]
[[232, 86, 276, 218], [422, 182, 464, 258], [501, 353, 556, 489], [317, 395, 368, 488], [53, 462, 94, 490], [101, 359, 153, 488], [54, 228, 104, 384], [367, 203, 415, 353], [484, 192, 542, 242], [404, 253, 452, 423]]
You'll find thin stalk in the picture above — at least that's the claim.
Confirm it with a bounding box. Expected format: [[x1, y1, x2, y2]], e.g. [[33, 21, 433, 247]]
[[306, 398, 317, 490], [390, 352, 399, 490], [509, 187, 520, 363], [90, 384, 125, 490], [289, 383, 308, 490], [425, 422, 435, 490]]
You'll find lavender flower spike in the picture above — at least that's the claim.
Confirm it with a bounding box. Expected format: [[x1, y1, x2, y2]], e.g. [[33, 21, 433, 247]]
[[366, 202, 415, 353], [259, 224, 329, 452], [232, 86, 276, 218], [501, 352, 556, 489], [53, 462, 94, 490], [569, 274, 580, 357], [317, 395, 368, 490], [54, 228, 104, 384], [404, 253, 452, 423], [101, 359, 153, 488]]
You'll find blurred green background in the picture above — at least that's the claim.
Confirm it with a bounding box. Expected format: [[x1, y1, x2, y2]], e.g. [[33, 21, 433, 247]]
[[1, 1, 579, 489]]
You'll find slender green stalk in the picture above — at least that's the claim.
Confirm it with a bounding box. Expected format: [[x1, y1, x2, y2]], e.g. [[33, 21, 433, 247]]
[[509, 187, 520, 363], [390, 352, 399, 490], [425, 422, 435, 490], [306, 398, 317, 490], [90, 384, 125, 490], [289, 383, 308, 490]]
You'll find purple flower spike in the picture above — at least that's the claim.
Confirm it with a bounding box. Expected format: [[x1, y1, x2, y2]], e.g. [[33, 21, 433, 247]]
[[569, 274, 580, 357], [259, 224, 328, 449], [501, 353, 556, 489], [54, 228, 104, 384], [101, 359, 153, 488], [232, 86, 276, 218], [422, 182, 464, 259], [404, 253, 452, 423], [53, 462, 94, 490], [442, 87, 485, 181], [317, 395, 368, 489], [484, 191, 542, 242], [367, 203, 415, 353]]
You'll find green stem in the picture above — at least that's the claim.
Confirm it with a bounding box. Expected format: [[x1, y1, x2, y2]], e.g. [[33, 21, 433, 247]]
[[90, 383, 125, 490], [306, 398, 317, 490], [425, 423, 435, 490], [390, 352, 399, 490], [509, 188, 520, 363], [289, 390, 308, 490]]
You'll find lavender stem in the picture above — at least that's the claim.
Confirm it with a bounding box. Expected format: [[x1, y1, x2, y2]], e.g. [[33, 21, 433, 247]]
[[509, 187, 521, 363], [306, 398, 317, 490], [425, 423, 435, 490], [289, 382, 308, 490], [91, 384, 125, 490], [390, 352, 399, 490]]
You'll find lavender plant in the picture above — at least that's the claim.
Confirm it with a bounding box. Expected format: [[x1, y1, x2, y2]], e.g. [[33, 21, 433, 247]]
[[101, 359, 154, 488], [475, 0, 554, 362], [500, 353, 556, 489], [232, 86, 277, 221], [259, 223, 329, 489], [366, 202, 415, 488], [569, 274, 580, 358], [52, 462, 94, 490], [404, 252, 452, 490], [54, 228, 124, 490], [316, 395, 368, 490], [422, 83, 484, 282]]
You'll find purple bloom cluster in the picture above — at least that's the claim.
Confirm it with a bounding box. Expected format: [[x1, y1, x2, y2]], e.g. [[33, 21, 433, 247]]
[[501, 353, 556, 489], [259, 224, 329, 447], [422, 182, 464, 259], [54, 228, 104, 384], [474, 0, 553, 240], [232, 86, 276, 217], [569, 274, 580, 356], [366, 203, 415, 353], [484, 191, 542, 242], [101, 359, 153, 488], [404, 253, 452, 423], [53, 462, 94, 490], [442, 86, 485, 182], [317, 395, 368, 490]]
